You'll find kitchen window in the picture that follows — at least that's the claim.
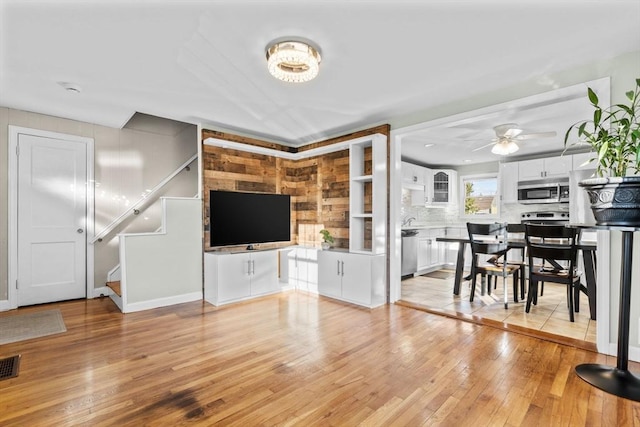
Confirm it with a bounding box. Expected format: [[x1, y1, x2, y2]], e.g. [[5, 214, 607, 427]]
[[460, 174, 499, 218]]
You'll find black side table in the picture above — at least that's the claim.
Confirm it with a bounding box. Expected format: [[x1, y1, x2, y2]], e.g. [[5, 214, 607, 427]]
[[574, 225, 640, 401]]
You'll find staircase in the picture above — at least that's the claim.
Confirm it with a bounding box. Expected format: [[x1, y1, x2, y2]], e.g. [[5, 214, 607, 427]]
[[94, 154, 202, 313]]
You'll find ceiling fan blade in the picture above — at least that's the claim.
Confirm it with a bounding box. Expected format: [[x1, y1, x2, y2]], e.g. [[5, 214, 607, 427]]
[[515, 131, 557, 140], [471, 142, 496, 152], [503, 128, 523, 138]]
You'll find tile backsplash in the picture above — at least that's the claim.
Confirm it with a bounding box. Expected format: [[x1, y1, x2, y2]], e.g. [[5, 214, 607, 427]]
[[401, 188, 569, 225]]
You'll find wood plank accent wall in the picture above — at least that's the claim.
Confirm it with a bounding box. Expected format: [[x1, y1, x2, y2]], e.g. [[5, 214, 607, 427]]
[[202, 125, 390, 252]]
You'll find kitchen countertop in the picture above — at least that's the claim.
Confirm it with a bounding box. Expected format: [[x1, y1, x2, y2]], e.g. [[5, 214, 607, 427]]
[[401, 223, 465, 230]]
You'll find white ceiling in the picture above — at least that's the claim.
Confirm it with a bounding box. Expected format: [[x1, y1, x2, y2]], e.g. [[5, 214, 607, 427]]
[[399, 77, 611, 166], [1, 1, 639, 164]]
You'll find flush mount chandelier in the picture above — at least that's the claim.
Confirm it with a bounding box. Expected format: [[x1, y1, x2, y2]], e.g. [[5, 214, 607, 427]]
[[266, 39, 322, 83]]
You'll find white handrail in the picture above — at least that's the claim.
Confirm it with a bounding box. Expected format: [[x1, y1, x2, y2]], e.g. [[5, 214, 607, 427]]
[[91, 153, 198, 243]]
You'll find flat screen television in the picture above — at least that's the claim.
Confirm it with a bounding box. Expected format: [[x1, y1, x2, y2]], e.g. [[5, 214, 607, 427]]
[[209, 190, 291, 248]]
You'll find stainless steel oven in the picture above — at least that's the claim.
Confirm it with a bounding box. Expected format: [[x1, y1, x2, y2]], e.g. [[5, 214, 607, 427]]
[[520, 211, 570, 225], [517, 178, 570, 204]]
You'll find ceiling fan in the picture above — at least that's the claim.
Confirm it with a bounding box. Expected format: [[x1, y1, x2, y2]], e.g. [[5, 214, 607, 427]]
[[472, 123, 557, 155]]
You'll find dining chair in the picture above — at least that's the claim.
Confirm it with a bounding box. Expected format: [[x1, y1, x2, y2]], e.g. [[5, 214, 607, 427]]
[[524, 224, 582, 322], [467, 222, 521, 309], [505, 223, 527, 300], [485, 223, 527, 300]]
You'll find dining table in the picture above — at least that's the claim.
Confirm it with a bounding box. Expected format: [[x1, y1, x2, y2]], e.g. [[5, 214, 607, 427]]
[[435, 236, 598, 320]]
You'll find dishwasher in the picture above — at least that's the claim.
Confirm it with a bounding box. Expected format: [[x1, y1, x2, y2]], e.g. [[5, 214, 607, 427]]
[[401, 229, 419, 277]]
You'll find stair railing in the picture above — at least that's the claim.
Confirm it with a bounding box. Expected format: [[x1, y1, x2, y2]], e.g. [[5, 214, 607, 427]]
[[91, 153, 198, 244]]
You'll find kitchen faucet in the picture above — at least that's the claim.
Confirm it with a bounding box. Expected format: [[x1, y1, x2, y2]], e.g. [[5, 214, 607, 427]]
[[402, 216, 416, 227]]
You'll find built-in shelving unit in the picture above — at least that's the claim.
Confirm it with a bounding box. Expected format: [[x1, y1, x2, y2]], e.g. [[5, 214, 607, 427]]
[[349, 134, 386, 255]]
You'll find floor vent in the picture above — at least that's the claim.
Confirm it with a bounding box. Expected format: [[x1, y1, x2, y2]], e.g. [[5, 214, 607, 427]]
[[0, 355, 21, 381]]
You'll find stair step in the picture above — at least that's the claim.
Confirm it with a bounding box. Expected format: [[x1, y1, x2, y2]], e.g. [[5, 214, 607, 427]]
[[106, 281, 122, 297]]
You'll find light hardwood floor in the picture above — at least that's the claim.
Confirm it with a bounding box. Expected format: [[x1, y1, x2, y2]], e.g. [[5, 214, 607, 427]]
[[1, 293, 637, 426], [401, 270, 597, 344]]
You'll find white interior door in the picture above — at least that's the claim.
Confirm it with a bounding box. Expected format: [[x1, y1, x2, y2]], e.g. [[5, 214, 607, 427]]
[[17, 133, 87, 306]]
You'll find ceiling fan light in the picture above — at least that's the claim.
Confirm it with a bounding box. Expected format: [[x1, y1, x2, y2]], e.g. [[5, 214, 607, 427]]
[[491, 140, 520, 155], [266, 40, 321, 83]]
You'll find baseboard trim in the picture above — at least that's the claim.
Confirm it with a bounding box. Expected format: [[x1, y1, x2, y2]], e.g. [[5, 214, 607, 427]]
[[0, 299, 12, 312], [123, 291, 203, 313]]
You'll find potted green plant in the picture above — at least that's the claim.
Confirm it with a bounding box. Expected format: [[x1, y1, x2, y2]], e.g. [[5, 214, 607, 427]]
[[319, 229, 334, 250], [564, 78, 640, 226]]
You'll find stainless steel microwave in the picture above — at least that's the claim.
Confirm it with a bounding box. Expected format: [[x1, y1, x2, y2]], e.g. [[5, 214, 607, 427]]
[[517, 178, 570, 204]]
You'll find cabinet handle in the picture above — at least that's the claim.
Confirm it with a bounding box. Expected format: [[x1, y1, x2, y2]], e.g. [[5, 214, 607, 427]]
[[251, 260, 255, 275], [247, 260, 252, 275], [337, 260, 341, 276], [341, 261, 345, 276]]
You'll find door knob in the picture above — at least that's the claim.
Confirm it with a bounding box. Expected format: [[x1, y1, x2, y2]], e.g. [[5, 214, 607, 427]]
[[77, 229, 84, 234]]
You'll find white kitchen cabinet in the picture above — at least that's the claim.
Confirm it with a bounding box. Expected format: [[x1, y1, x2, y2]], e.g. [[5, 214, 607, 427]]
[[318, 251, 385, 308], [430, 170, 457, 205], [285, 247, 318, 293], [500, 162, 519, 204], [204, 250, 279, 306], [416, 228, 446, 273], [402, 161, 425, 185], [572, 152, 597, 171], [402, 161, 428, 206], [518, 156, 571, 180]]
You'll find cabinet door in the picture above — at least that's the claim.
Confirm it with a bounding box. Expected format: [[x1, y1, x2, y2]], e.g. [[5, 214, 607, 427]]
[[500, 162, 518, 204], [341, 254, 372, 305], [429, 229, 445, 267], [303, 248, 319, 293], [423, 167, 433, 203], [432, 170, 450, 203], [417, 236, 430, 271], [544, 156, 571, 179], [402, 162, 423, 185], [427, 239, 440, 268], [518, 158, 545, 180], [250, 251, 278, 296], [318, 251, 342, 298], [217, 254, 251, 302], [410, 189, 426, 206], [287, 249, 299, 287]]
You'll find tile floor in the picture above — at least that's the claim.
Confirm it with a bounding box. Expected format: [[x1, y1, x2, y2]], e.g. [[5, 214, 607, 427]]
[[401, 269, 596, 343]]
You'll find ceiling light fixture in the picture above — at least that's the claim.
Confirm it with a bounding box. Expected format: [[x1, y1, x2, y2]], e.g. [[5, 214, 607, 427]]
[[266, 39, 321, 83], [491, 139, 520, 155], [424, 144, 434, 148]]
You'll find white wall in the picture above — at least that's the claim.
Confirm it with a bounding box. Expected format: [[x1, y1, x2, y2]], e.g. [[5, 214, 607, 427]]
[[120, 198, 203, 312]]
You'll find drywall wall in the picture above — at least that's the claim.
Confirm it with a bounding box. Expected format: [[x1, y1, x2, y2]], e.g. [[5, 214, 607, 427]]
[[0, 108, 198, 306]]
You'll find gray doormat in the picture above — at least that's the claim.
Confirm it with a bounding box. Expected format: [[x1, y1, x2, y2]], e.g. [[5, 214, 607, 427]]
[[0, 355, 21, 381], [422, 270, 455, 280], [0, 309, 66, 345]]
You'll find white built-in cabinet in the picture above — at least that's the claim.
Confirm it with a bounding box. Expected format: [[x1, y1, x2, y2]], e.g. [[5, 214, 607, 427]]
[[315, 133, 387, 308], [518, 156, 571, 180], [283, 247, 318, 293], [350, 135, 387, 254], [204, 133, 388, 309], [318, 250, 385, 308], [204, 250, 279, 306]]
